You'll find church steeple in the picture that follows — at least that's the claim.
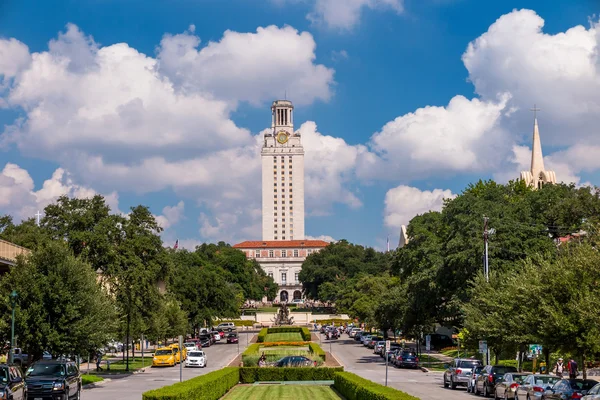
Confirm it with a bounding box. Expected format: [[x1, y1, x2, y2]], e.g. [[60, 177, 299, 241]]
[[520, 106, 556, 189]]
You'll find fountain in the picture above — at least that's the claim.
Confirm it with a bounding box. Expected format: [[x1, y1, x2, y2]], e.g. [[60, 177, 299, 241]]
[[272, 302, 294, 326]]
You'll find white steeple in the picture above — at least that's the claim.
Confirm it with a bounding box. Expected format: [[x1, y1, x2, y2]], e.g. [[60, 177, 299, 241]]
[[520, 107, 556, 189], [398, 225, 409, 249]]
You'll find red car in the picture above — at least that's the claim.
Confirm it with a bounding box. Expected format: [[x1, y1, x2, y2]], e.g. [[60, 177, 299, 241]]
[[226, 333, 239, 343]]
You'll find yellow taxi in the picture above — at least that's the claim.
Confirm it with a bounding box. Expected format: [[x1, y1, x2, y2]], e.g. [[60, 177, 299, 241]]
[[152, 347, 176, 367], [169, 344, 186, 363]]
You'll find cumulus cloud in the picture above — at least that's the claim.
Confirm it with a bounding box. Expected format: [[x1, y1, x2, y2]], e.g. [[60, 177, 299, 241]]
[[0, 163, 119, 221], [384, 185, 455, 229], [308, 0, 403, 30], [358, 94, 511, 181], [155, 201, 185, 230], [463, 9, 600, 147], [306, 234, 336, 242], [157, 25, 334, 106]]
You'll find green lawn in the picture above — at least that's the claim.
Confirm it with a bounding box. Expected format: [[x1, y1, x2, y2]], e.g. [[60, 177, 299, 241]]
[[225, 385, 342, 400], [81, 375, 104, 385], [264, 332, 304, 342], [99, 357, 151, 373]]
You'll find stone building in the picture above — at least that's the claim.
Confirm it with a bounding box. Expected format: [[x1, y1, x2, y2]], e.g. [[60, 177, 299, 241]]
[[0, 239, 30, 275]]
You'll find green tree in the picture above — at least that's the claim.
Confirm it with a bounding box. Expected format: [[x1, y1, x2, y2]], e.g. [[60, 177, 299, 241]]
[[0, 241, 116, 360]]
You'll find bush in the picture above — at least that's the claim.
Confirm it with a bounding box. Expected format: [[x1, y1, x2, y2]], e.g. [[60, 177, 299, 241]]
[[257, 328, 268, 343], [142, 367, 239, 400], [334, 371, 419, 400], [239, 367, 343, 383], [309, 342, 326, 361], [317, 319, 353, 325], [497, 359, 533, 372]]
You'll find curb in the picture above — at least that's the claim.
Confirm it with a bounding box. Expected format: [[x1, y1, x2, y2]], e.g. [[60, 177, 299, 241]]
[[420, 367, 429, 373], [329, 352, 344, 368], [82, 378, 112, 389]]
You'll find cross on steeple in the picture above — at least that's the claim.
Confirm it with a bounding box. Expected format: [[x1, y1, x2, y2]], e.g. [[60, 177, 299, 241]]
[[530, 104, 541, 120], [35, 210, 42, 226]]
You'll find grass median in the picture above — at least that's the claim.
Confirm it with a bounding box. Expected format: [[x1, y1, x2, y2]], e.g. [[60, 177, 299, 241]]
[[224, 385, 342, 400], [264, 332, 304, 342], [81, 375, 104, 385]]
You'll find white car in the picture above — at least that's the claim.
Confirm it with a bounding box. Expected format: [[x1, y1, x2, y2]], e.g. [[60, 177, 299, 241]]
[[184, 342, 198, 352], [185, 350, 207, 368], [212, 331, 221, 341]]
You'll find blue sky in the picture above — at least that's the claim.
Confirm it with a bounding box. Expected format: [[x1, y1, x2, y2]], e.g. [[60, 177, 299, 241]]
[[1, 0, 599, 249]]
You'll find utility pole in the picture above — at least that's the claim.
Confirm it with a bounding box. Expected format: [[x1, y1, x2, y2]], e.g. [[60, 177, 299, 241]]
[[483, 217, 489, 283]]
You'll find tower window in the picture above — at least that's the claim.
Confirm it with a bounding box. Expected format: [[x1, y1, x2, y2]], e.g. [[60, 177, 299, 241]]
[[269, 250, 274, 257], [282, 249, 287, 257]]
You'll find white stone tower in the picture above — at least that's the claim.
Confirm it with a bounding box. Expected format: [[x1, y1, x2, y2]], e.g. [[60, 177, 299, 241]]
[[262, 100, 305, 241], [520, 113, 556, 189]]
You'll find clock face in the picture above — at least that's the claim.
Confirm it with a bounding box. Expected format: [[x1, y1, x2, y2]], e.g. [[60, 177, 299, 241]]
[[276, 130, 289, 144]]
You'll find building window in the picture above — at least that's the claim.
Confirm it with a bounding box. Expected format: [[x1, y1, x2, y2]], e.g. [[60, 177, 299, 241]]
[[274, 224, 278, 228], [274, 200, 277, 204], [282, 200, 286, 204], [274, 194, 277, 198], [282, 230, 286, 234], [282, 212, 286, 216], [268, 272, 273, 278], [282, 218, 286, 222], [290, 236, 293, 239], [274, 189, 277, 192], [274, 207, 277, 211], [282, 236, 286, 240], [274, 213, 277, 216], [289, 182, 292, 186], [274, 236, 278, 239], [290, 212, 293, 216], [281, 272, 287, 283], [282, 176, 285, 181], [282, 188, 285, 192], [289, 171, 292, 175], [282, 250, 287, 257], [290, 201, 293, 204], [289, 195, 293, 198], [289, 189, 292, 192], [254, 250, 260, 258], [290, 206, 293, 210], [274, 182, 277, 186], [293, 249, 299, 257], [274, 230, 277, 234], [269, 250, 274, 257], [295, 272, 299, 282]]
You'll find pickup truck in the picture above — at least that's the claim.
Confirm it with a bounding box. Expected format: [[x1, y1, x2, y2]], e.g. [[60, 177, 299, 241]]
[[11, 348, 31, 367]]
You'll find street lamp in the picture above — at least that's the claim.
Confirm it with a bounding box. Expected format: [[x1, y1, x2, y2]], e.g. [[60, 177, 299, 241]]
[[9, 290, 17, 364]]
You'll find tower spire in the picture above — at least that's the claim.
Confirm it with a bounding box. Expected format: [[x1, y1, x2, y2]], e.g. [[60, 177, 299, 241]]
[[530, 105, 545, 176]]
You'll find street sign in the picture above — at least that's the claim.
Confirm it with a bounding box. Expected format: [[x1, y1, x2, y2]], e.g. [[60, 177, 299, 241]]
[[385, 340, 391, 352], [479, 340, 487, 354], [425, 335, 431, 351], [529, 344, 542, 356]]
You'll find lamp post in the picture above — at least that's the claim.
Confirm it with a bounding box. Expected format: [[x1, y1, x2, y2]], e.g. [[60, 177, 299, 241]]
[[9, 290, 17, 364]]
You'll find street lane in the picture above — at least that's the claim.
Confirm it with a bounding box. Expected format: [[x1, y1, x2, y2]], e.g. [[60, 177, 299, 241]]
[[83, 332, 253, 400], [326, 334, 467, 400]]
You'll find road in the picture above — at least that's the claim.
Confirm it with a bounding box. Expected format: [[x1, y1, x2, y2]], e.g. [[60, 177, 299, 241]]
[[83, 332, 252, 400], [325, 333, 468, 400]]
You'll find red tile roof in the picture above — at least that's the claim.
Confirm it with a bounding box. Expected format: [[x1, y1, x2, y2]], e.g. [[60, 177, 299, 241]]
[[233, 240, 330, 249]]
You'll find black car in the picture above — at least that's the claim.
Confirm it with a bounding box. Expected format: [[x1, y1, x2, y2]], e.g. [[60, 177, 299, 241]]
[[0, 364, 26, 400], [274, 356, 314, 368], [199, 335, 211, 348], [394, 351, 419, 369], [25, 360, 81, 400], [544, 378, 598, 399], [475, 365, 518, 397]]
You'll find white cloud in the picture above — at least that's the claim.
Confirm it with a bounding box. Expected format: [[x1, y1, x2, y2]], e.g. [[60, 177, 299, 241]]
[[307, 0, 403, 30], [155, 201, 185, 230], [358, 94, 511, 181], [331, 49, 349, 61], [384, 185, 455, 229], [463, 9, 600, 147], [157, 25, 334, 106], [0, 163, 119, 221], [0, 38, 31, 79], [306, 234, 336, 242]]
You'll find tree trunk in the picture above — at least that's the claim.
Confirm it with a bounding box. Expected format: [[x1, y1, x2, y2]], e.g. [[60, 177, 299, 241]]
[[583, 350, 587, 379], [544, 347, 550, 371], [131, 339, 135, 360], [125, 306, 131, 372]]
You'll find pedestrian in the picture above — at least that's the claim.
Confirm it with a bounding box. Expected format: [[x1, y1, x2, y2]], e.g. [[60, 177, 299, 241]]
[[553, 357, 565, 378], [568, 358, 578, 379], [95, 350, 103, 372]]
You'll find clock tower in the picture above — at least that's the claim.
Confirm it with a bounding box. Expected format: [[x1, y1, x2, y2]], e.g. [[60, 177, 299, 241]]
[[261, 100, 305, 241]]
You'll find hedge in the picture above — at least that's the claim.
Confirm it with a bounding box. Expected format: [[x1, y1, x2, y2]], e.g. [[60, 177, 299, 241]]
[[142, 367, 239, 400], [240, 367, 344, 383], [257, 327, 311, 342], [309, 342, 326, 361], [317, 319, 353, 325], [334, 371, 419, 400]]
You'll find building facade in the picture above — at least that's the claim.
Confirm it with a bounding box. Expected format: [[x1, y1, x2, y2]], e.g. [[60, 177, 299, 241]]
[[261, 100, 305, 241], [234, 99, 329, 301], [520, 116, 556, 189], [0, 239, 30, 274], [233, 240, 328, 302]]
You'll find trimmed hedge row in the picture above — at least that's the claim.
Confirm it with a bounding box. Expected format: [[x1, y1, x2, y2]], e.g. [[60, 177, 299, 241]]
[[242, 343, 261, 356], [309, 342, 326, 361], [334, 371, 419, 400], [142, 367, 239, 400], [257, 327, 311, 342], [239, 367, 344, 383]]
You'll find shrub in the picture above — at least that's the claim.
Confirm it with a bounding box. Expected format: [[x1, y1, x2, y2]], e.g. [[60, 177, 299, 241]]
[[242, 343, 262, 355], [309, 342, 326, 361], [317, 319, 353, 325], [142, 367, 239, 400], [334, 371, 419, 400], [257, 328, 268, 343], [239, 367, 344, 383]]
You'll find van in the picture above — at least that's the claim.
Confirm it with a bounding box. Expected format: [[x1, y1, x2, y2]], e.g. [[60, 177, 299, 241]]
[[216, 322, 235, 331]]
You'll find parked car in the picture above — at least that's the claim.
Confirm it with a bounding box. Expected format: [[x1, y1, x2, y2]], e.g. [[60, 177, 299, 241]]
[[349, 328, 361, 338], [274, 356, 313, 368], [361, 335, 373, 346], [0, 364, 25, 400], [185, 350, 207, 368], [11, 348, 32, 368], [394, 351, 419, 369], [443, 358, 483, 390], [583, 382, 600, 399], [25, 359, 81, 400], [199, 335, 212, 348], [216, 322, 235, 331], [515, 374, 560, 399], [467, 365, 484, 393], [367, 337, 383, 349], [383, 343, 402, 360], [226, 332, 239, 344], [211, 331, 221, 342], [152, 347, 176, 367], [544, 379, 598, 399], [475, 365, 518, 397], [374, 341, 385, 355], [183, 342, 198, 353], [493, 372, 531, 399]]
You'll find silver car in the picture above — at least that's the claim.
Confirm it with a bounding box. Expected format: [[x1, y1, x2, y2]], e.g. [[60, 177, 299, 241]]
[[514, 374, 560, 399], [443, 358, 482, 389]]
